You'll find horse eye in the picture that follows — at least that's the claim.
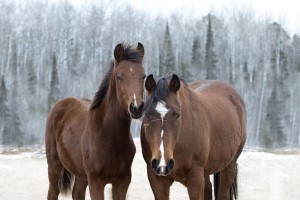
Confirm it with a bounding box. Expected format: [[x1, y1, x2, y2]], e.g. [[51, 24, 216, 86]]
[[116, 75, 122, 81], [173, 112, 180, 118]]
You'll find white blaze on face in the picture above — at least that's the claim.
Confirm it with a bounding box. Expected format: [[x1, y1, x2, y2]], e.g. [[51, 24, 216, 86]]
[[130, 67, 133, 72], [133, 94, 137, 107], [155, 101, 169, 167]]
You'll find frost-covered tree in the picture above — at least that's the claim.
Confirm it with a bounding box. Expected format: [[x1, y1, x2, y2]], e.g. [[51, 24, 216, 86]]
[[48, 53, 60, 111], [159, 23, 175, 74], [0, 76, 10, 144], [292, 35, 300, 72], [204, 14, 218, 80], [27, 58, 36, 96], [191, 36, 203, 79], [263, 89, 285, 147]]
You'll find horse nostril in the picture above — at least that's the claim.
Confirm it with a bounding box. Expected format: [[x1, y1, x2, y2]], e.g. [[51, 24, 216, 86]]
[[130, 103, 136, 113], [151, 159, 158, 170], [138, 102, 144, 111], [167, 159, 175, 170]]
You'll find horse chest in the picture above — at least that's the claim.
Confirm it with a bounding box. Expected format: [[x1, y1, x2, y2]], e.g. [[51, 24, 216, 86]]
[[98, 158, 129, 183], [171, 168, 188, 185], [84, 144, 135, 182]]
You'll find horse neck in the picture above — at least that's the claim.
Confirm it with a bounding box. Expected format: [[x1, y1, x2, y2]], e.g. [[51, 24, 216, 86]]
[[179, 84, 209, 133], [178, 84, 204, 124], [89, 82, 132, 141]]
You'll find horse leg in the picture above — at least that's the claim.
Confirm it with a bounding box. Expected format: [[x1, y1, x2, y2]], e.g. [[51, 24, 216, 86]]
[[217, 161, 238, 200], [186, 166, 205, 200], [47, 165, 62, 200], [147, 166, 172, 200], [112, 171, 131, 200], [87, 173, 105, 200], [46, 142, 63, 200], [204, 174, 213, 200], [72, 177, 88, 200]]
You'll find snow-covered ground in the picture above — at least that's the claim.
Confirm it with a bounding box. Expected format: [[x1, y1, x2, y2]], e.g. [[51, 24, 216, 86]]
[[0, 140, 299, 200]]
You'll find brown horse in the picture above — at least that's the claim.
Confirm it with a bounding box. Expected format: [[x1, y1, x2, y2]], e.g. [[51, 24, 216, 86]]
[[45, 42, 145, 200], [141, 74, 246, 200]]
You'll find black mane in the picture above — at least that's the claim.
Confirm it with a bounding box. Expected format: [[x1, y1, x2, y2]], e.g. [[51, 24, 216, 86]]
[[90, 61, 114, 110], [90, 42, 143, 110], [121, 42, 144, 62]]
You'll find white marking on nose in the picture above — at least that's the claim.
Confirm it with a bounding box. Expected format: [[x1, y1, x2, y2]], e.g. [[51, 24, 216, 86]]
[[155, 101, 169, 168], [133, 94, 137, 107], [159, 130, 166, 167], [130, 67, 133, 72]]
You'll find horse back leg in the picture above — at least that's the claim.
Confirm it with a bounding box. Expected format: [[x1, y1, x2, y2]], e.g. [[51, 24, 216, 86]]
[[72, 177, 88, 200], [217, 161, 238, 200], [47, 163, 63, 200], [46, 135, 63, 200]]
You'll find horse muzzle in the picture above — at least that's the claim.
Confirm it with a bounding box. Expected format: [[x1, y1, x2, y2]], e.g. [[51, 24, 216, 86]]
[[129, 102, 144, 119], [151, 158, 175, 176]]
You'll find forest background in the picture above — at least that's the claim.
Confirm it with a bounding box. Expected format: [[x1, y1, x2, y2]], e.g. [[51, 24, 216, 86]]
[[0, 0, 299, 148]]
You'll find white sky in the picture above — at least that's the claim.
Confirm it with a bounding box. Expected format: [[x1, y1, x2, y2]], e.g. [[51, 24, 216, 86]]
[[70, 0, 300, 35]]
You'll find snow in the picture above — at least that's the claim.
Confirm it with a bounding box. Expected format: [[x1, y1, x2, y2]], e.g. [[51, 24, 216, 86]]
[[0, 140, 299, 200]]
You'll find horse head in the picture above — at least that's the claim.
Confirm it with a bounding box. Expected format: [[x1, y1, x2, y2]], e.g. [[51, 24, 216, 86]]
[[113, 42, 145, 119], [142, 74, 181, 176]]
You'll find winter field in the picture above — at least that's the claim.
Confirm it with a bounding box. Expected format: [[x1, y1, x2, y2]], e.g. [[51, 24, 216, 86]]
[[0, 139, 299, 200]]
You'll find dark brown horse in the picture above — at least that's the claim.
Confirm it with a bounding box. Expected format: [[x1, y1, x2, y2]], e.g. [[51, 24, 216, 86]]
[[45, 42, 145, 200], [141, 74, 246, 200]]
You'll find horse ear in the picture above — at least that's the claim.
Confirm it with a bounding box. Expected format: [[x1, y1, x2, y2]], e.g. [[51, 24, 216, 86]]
[[169, 74, 180, 93], [136, 42, 144, 58], [114, 43, 124, 63], [145, 74, 156, 92]]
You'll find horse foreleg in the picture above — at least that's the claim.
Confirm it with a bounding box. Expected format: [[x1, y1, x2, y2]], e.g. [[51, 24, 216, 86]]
[[218, 161, 238, 200], [186, 167, 205, 200], [147, 166, 172, 200], [204, 173, 213, 200], [87, 173, 105, 200], [112, 171, 131, 200], [72, 177, 88, 200]]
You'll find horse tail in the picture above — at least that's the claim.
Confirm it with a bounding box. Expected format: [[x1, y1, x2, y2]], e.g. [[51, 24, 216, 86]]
[[58, 168, 74, 195], [214, 172, 220, 200], [230, 163, 238, 200]]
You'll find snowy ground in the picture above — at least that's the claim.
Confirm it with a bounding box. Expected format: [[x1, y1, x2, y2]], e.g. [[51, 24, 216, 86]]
[[0, 140, 299, 200]]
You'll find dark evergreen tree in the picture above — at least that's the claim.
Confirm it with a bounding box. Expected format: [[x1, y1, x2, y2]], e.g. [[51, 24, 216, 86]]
[[180, 62, 193, 82], [292, 35, 300, 72], [243, 61, 250, 82], [191, 36, 202, 79], [2, 125, 10, 146], [9, 43, 24, 147], [0, 76, 10, 145], [48, 53, 60, 111], [264, 89, 285, 147], [263, 46, 289, 148], [192, 36, 201, 66], [159, 23, 175, 74], [228, 58, 235, 84], [27, 58, 36, 96], [204, 14, 218, 80]]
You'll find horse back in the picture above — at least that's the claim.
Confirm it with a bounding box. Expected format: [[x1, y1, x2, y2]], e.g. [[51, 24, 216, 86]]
[[45, 97, 91, 176]]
